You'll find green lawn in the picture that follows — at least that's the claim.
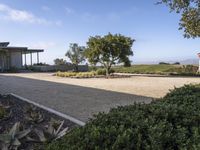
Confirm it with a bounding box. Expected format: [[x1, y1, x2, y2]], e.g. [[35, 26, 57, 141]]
[[113, 64, 182, 74]]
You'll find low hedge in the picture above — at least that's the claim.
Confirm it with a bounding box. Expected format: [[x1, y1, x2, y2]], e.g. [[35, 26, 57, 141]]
[[46, 84, 200, 150], [55, 69, 115, 78], [55, 71, 97, 78]]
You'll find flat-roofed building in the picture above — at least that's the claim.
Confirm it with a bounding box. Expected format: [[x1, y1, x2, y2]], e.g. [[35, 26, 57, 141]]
[[0, 42, 44, 71]]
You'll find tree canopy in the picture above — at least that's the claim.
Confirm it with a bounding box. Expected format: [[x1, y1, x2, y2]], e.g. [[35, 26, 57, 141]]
[[160, 0, 200, 38], [85, 33, 134, 76], [54, 58, 66, 65], [65, 43, 85, 71]]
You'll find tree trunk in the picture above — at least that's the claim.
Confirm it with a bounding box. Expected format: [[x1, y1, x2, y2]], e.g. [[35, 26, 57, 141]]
[[105, 67, 110, 78], [75, 64, 78, 72]]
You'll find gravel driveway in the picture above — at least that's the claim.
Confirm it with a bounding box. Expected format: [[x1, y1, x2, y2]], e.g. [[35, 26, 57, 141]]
[[3, 73, 200, 98], [0, 73, 152, 122]]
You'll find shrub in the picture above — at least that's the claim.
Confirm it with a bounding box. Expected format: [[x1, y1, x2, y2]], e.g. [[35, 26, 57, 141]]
[[46, 84, 200, 150], [89, 66, 98, 71], [183, 65, 198, 73], [96, 68, 115, 75], [159, 62, 170, 65], [56, 71, 97, 78], [173, 62, 180, 65]]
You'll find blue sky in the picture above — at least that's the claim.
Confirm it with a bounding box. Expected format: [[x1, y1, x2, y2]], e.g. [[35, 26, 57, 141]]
[[0, 0, 199, 64]]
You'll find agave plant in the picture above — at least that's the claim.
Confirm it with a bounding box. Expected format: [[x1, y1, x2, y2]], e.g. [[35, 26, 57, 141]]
[[0, 106, 6, 119], [25, 106, 44, 124], [0, 122, 31, 150], [33, 118, 69, 142], [46, 118, 69, 140], [0, 103, 12, 121]]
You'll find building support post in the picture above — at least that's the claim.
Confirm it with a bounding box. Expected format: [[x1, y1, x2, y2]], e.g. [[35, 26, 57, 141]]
[[25, 53, 27, 67], [21, 50, 23, 68], [37, 52, 39, 64], [30, 52, 32, 66]]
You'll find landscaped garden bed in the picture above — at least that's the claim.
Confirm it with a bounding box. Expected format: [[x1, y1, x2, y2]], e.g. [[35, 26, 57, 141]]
[[0, 95, 77, 150], [55, 68, 131, 79], [46, 84, 200, 150]]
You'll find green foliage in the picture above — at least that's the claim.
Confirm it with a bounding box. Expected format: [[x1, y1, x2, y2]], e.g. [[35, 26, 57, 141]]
[[160, 0, 200, 38], [25, 106, 44, 124], [65, 43, 85, 71], [75, 72, 97, 78], [33, 118, 69, 143], [56, 69, 115, 78], [85, 33, 134, 76], [96, 68, 115, 75], [123, 58, 132, 67], [54, 58, 66, 65], [114, 64, 199, 76], [183, 65, 198, 73], [114, 64, 178, 74], [173, 62, 180, 65], [0, 122, 31, 150], [46, 84, 200, 150], [55, 71, 97, 78], [88, 65, 98, 71], [159, 62, 170, 65], [0, 106, 6, 119], [168, 65, 199, 76], [33, 62, 49, 66]]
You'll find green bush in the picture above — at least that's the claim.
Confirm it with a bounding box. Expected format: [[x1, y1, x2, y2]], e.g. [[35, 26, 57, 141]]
[[46, 84, 200, 150], [96, 68, 115, 75], [56, 71, 97, 78]]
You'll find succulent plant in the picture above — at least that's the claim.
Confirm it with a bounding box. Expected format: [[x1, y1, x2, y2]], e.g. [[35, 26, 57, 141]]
[[25, 106, 44, 124], [0, 106, 6, 119], [0, 122, 31, 150], [0, 103, 12, 121], [33, 118, 69, 142], [46, 118, 69, 140]]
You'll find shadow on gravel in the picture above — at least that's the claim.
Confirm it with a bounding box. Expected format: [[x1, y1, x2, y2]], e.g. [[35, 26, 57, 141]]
[[0, 75, 152, 122]]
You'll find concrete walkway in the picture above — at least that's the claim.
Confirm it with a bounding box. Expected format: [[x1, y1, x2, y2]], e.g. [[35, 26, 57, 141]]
[[0, 74, 152, 122]]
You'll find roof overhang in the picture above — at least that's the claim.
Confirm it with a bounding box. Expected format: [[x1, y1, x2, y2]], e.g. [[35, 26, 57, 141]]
[[0, 47, 44, 53], [1, 47, 27, 51], [0, 42, 10, 47], [27, 49, 44, 53]]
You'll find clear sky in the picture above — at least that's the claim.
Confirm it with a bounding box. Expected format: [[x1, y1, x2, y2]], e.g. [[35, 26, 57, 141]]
[[0, 0, 199, 64]]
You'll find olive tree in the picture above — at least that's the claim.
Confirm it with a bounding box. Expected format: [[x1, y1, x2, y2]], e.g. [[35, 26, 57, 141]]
[[159, 0, 200, 38], [85, 33, 135, 76], [65, 43, 85, 72]]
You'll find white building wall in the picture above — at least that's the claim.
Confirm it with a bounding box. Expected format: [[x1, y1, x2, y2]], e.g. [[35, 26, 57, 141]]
[[10, 51, 22, 68]]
